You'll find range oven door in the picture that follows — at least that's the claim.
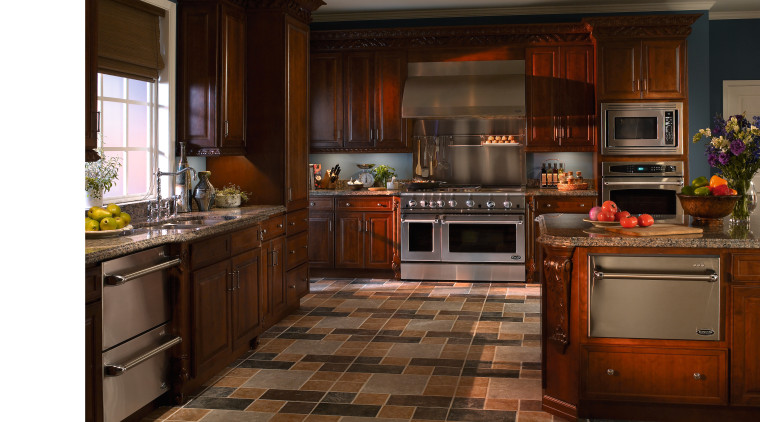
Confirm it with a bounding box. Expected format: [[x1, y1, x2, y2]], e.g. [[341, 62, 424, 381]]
[[400, 214, 441, 262], [602, 176, 684, 222], [441, 214, 525, 263]]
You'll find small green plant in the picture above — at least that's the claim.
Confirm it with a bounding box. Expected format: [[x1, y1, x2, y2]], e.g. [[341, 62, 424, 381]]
[[85, 149, 121, 199], [217, 183, 250, 203], [372, 165, 397, 186]]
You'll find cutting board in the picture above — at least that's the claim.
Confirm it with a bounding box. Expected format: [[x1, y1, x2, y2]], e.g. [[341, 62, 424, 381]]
[[603, 224, 703, 236]]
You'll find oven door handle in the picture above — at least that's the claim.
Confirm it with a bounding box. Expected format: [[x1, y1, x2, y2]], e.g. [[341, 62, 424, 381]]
[[603, 181, 683, 186], [441, 215, 523, 224], [593, 270, 718, 283], [104, 336, 182, 376], [400, 217, 440, 223], [104, 257, 181, 286]]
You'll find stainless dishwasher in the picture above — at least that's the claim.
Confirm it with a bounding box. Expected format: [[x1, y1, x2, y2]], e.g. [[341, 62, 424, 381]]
[[101, 246, 182, 422], [588, 254, 720, 341]]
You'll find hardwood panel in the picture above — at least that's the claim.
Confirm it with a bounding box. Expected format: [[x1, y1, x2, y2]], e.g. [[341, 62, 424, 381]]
[[731, 253, 760, 283], [560, 45, 595, 147], [265, 236, 287, 325], [191, 234, 230, 270], [731, 286, 760, 405], [643, 39, 685, 99], [286, 17, 310, 211], [536, 197, 595, 214], [285, 231, 309, 270], [308, 211, 334, 268], [85, 0, 99, 162], [598, 41, 640, 100], [192, 260, 232, 374], [85, 300, 103, 422], [286, 208, 309, 236], [261, 214, 286, 241], [374, 50, 406, 149], [526, 47, 559, 148], [310, 53, 343, 149], [220, 4, 246, 150], [230, 224, 261, 256], [335, 212, 364, 268], [308, 197, 334, 211], [343, 52, 374, 149], [286, 262, 309, 306], [231, 248, 261, 351], [364, 212, 394, 269], [337, 196, 393, 211], [85, 264, 102, 304], [582, 346, 727, 405]]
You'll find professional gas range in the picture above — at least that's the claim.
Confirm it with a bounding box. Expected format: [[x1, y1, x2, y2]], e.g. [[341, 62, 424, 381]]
[[400, 185, 527, 282]]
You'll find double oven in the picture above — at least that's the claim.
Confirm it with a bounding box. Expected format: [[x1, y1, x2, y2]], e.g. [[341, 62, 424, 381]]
[[602, 161, 685, 224], [400, 189, 526, 282]]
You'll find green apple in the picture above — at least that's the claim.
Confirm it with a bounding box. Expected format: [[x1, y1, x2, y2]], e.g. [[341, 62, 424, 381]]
[[106, 203, 121, 217], [85, 218, 100, 232], [119, 212, 131, 225], [100, 217, 118, 231]]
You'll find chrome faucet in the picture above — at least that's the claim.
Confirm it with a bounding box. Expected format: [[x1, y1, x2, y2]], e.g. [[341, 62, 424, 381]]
[[150, 167, 197, 220]]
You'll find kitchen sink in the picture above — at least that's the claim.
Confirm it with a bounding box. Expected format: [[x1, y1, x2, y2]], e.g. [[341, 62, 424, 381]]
[[137, 215, 241, 231]]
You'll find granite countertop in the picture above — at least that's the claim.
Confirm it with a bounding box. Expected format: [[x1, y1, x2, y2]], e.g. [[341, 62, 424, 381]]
[[537, 213, 760, 249], [85, 205, 285, 264], [310, 187, 598, 197], [525, 187, 597, 197]]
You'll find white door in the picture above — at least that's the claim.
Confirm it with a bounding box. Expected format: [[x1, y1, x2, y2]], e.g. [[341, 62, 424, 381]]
[[723, 80, 760, 215]]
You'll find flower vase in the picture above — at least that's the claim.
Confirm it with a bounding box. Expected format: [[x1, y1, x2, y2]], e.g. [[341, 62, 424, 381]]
[[86, 188, 104, 208], [730, 179, 753, 223], [193, 171, 216, 211]]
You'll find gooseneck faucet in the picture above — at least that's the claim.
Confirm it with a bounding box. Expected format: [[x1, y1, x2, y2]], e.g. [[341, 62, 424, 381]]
[[149, 167, 197, 221]]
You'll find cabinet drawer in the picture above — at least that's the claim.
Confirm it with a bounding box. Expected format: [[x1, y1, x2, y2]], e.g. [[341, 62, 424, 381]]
[[191, 234, 231, 270], [230, 224, 261, 256], [582, 346, 727, 405], [261, 214, 286, 241], [85, 264, 102, 304], [285, 231, 309, 270], [308, 197, 334, 211], [536, 197, 595, 214], [731, 253, 760, 283], [337, 196, 393, 211], [287, 209, 309, 236], [286, 262, 309, 305]]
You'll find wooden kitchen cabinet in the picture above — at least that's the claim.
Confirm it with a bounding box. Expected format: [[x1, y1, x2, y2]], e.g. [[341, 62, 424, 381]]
[[597, 39, 686, 100], [526, 45, 595, 151], [262, 235, 286, 326], [310, 50, 407, 152], [85, 0, 99, 162], [85, 264, 102, 422], [177, 0, 246, 156], [308, 198, 335, 269], [730, 253, 760, 405], [335, 197, 395, 269]]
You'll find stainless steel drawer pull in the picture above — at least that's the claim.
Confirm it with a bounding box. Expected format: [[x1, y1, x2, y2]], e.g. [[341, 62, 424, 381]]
[[104, 336, 182, 376], [289, 221, 296, 226], [694, 372, 703, 380], [104, 258, 181, 286], [289, 284, 296, 289], [310, 202, 315, 207], [593, 270, 718, 283], [345, 202, 351, 207], [607, 369, 615, 376], [377, 203, 386, 207], [277, 223, 283, 228], [289, 250, 296, 254]]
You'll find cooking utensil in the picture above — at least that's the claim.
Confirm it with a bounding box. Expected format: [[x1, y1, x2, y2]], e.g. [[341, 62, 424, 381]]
[[406, 180, 441, 191], [415, 138, 422, 176]]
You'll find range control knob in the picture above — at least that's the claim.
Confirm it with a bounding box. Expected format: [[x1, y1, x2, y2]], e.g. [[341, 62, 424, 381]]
[[503, 201, 513, 209], [419, 200, 428, 208], [436, 200, 445, 208], [486, 200, 496, 208], [448, 200, 458, 208], [465, 199, 475, 208], [428, 201, 437, 208], [408, 200, 417, 207]]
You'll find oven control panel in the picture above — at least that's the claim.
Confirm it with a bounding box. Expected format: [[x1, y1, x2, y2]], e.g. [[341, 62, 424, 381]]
[[603, 161, 684, 177], [401, 192, 525, 213]]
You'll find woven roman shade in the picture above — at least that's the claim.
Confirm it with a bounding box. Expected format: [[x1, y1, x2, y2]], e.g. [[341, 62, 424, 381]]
[[98, 0, 165, 81]]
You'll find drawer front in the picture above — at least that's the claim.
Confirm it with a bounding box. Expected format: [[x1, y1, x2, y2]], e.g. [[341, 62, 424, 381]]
[[536, 197, 595, 214], [285, 231, 309, 270], [287, 209, 309, 236], [308, 197, 334, 211], [230, 224, 261, 256], [732, 253, 760, 283], [582, 346, 727, 405], [85, 264, 102, 304], [191, 234, 231, 270], [286, 262, 309, 305], [337, 196, 393, 211], [261, 214, 286, 241]]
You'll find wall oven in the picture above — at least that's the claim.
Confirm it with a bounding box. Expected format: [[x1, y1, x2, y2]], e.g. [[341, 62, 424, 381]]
[[602, 102, 683, 155], [602, 161, 684, 223]]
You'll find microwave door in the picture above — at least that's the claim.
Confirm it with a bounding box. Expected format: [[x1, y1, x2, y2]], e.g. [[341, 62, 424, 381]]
[[609, 111, 663, 147]]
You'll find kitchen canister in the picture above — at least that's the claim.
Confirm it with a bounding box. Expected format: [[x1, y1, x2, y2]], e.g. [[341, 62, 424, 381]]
[[193, 171, 216, 211]]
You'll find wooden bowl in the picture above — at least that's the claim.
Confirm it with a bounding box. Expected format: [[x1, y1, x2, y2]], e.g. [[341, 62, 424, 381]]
[[677, 193, 740, 225]]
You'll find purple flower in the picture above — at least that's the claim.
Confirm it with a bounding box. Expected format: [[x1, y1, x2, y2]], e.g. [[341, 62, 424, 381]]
[[718, 152, 731, 165], [754, 116, 760, 127], [708, 153, 719, 167], [730, 139, 746, 156], [713, 115, 727, 137]]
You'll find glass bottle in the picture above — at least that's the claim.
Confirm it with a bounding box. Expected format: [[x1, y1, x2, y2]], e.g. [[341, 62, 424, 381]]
[[552, 163, 559, 185], [541, 163, 547, 187]]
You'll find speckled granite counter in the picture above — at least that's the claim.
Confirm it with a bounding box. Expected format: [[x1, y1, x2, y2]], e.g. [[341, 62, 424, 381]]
[[526, 188, 597, 197], [309, 189, 401, 196], [85, 205, 285, 264], [537, 213, 760, 249]]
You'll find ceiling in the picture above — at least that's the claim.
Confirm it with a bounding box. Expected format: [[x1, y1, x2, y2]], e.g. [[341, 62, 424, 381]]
[[312, 0, 760, 22]]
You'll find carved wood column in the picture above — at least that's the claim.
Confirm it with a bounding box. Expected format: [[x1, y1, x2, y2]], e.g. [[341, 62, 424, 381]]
[[543, 243, 574, 353], [171, 243, 191, 404]]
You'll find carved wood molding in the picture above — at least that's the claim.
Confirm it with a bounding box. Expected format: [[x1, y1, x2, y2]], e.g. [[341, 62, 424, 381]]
[[311, 23, 592, 51], [543, 244, 574, 353], [247, 0, 325, 23], [583, 14, 701, 39]]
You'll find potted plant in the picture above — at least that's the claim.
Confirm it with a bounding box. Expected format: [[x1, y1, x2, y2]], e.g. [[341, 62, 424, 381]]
[[85, 149, 121, 208], [215, 183, 250, 208], [372, 165, 397, 188]]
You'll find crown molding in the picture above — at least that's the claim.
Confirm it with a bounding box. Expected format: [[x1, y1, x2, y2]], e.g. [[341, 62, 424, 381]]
[[709, 10, 760, 20], [312, 2, 714, 23]]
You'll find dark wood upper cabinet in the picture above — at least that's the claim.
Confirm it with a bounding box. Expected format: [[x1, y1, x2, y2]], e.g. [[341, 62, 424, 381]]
[[344, 52, 375, 149], [285, 18, 310, 211], [85, 0, 99, 162], [598, 39, 685, 100], [642, 39, 686, 99], [374, 51, 407, 150], [526, 45, 595, 152], [310, 53, 343, 149], [178, 0, 246, 156]]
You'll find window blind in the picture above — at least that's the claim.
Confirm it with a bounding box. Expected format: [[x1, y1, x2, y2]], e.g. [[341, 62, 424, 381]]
[[98, 0, 165, 82]]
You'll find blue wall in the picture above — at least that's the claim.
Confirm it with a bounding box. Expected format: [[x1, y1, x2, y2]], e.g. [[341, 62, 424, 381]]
[[708, 19, 760, 118], [687, 14, 711, 180]]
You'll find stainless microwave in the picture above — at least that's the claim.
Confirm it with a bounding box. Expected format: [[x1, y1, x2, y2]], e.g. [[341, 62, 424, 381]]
[[601, 102, 683, 155]]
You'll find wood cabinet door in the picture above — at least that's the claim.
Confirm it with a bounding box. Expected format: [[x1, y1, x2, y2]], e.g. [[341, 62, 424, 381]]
[[374, 50, 406, 150], [560, 46, 595, 147], [285, 18, 309, 211], [219, 4, 246, 151], [192, 260, 232, 374], [598, 41, 641, 100], [526, 47, 560, 148], [266, 236, 287, 324], [364, 212, 394, 269], [731, 285, 760, 405], [286, 262, 309, 307], [231, 248, 262, 351], [344, 52, 375, 149], [178, 1, 218, 152], [85, 0, 99, 162], [642, 39, 685, 99], [335, 212, 364, 268], [308, 211, 334, 268], [85, 301, 103, 422], [310, 53, 343, 149]]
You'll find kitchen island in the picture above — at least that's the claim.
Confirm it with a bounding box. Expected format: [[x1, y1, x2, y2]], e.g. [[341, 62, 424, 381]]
[[536, 214, 760, 421]]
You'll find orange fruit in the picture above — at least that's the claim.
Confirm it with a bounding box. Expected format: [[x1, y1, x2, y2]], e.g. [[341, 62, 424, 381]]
[[709, 175, 728, 188], [729, 188, 738, 195]]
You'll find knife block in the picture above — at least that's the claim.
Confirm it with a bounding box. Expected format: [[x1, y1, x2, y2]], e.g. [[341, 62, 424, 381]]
[[318, 177, 336, 189]]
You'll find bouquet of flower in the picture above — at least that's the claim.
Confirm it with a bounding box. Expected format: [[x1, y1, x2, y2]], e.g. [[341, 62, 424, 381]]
[[693, 113, 760, 220]]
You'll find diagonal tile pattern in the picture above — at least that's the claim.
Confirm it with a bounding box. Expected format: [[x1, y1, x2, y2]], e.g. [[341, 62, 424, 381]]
[[144, 278, 562, 422]]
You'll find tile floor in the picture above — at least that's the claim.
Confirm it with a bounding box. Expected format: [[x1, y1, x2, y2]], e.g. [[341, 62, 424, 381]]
[[143, 278, 563, 422]]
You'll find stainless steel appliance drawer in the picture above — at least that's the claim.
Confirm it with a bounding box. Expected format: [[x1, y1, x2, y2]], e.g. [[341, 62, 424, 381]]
[[103, 323, 180, 422]]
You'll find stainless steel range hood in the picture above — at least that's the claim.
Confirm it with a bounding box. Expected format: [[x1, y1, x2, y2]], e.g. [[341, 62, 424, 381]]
[[402, 60, 525, 119]]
